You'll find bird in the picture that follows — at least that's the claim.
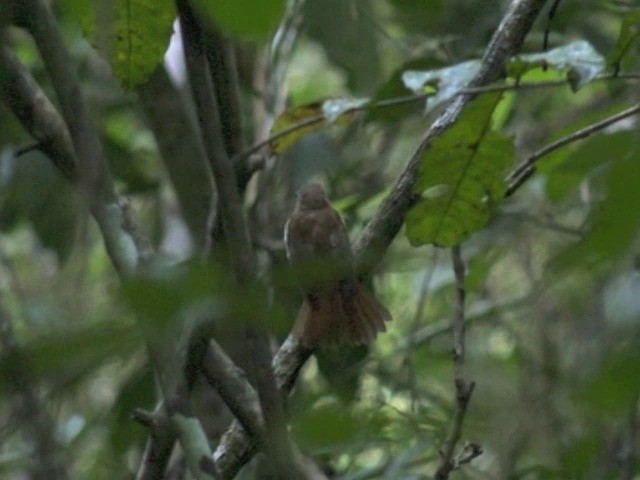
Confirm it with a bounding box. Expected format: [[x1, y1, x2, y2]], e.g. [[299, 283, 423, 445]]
[[284, 183, 392, 348]]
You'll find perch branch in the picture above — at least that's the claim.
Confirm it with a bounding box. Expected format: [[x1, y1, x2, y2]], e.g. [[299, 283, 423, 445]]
[[353, 0, 549, 274], [207, 1, 550, 477]]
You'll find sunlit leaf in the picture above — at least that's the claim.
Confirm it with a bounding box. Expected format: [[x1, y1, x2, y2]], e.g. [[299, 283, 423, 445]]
[[402, 60, 481, 111], [508, 40, 606, 91], [607, 9, 640, 69], [68, 0, 175, 89], [406, 93, 513, 247], [192, 0, 285, 40], [270, 99, 361, 154]]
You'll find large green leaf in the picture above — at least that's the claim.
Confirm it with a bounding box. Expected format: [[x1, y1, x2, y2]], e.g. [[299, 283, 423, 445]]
[[508, 40, 605, 91], [0, 152, 79, 261], [68, 0, 175, 89], [0, 321, 140, 392], [192, 0, 285, 40], [406, 93, 513, 247], [550, 146, 640, 272], [544, 131, 636, 201]]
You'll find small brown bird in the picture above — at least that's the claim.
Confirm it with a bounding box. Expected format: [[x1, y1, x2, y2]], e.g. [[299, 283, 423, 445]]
[[284, 183, 391, 347]]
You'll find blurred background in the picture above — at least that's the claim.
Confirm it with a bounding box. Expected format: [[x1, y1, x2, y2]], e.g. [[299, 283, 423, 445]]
[[1, 0, 640, 478]]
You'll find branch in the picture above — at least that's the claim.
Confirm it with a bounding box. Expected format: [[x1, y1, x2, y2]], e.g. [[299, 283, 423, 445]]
[[203, 1, 550, 476], [433, 247, 479, 480], [14, 0, 114, 207], [4, 1, 148, 276], [0, 44, 76, 179], [210, 335, 313, 479], [138, 66, 215, 251], [505, 102, 640, 196], [201, 340, 266, 442], [177, 2, 294, 478], [353, 0, 550, 274]]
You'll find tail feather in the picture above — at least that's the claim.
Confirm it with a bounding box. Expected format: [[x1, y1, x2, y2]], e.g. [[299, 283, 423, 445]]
[[294, 282, 392, 348]]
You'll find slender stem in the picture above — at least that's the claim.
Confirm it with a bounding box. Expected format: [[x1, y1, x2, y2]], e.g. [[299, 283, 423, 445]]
[[433, 246, 480, 480], [234, 72, 640, 164], [505, 102, 640, 196]]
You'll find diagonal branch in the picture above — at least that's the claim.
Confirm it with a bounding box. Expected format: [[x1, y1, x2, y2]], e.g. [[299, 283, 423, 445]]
[[207, 1, 550, 477], [353, 0, 550, 275]]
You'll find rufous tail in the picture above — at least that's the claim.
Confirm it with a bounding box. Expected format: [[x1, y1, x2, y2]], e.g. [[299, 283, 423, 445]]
[[294, 282, 391, 348]]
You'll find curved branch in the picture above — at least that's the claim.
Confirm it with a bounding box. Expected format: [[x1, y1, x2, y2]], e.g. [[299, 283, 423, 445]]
[[353, 0, 549, 275]]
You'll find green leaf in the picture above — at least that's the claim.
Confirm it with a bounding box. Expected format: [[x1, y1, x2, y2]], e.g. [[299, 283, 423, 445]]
[[607, 9, 640, 69], [0, 153, 79, 261], [402, 60, 481, 111], [0, 321, 140, 391], [303, 0, 381, 92], [580, 340, 640, 414], [545, 131, 635, 201], [121, 261, 222, 331], [68, 0, 175, 89], [192, 0, 285, 40], [269, 99, 361, 154], [550, 146, 640, 273], [109, 364, 155, 455], [406, 93, 513, 247], [369, 59, 441, 123], [293, 402, 360, 449], [562, 434, 601, 478], [508, 40, 605, 91]]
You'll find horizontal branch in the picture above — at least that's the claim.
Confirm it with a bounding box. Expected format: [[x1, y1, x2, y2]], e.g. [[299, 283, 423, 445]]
[[233, 72, 640, 167]]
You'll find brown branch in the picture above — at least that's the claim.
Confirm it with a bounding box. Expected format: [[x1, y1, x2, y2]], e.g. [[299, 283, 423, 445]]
[[505, 102, 640, 196], [434, 247, 479, 480], [353, 0, 550, 275], [177, 2, 295, 478], [14, 0, 114, 208], [209, 335, 313, 479], [138, 66, 215, 250], [204, 1, 550, 476], [201, 340, 266, 442], [0, 43, 76, 179], [4, 1, 148, 276]]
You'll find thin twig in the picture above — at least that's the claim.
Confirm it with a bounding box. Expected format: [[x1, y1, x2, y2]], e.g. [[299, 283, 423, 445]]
[[233, 72, 640, 165], [14, 140, 41, 157], [543, 0, 563, 51], [433, 246, 479, 480], [505, 102, 640, 196]]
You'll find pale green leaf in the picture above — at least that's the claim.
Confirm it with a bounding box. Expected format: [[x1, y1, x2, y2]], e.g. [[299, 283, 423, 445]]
[[406, 93, 513, 247]]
